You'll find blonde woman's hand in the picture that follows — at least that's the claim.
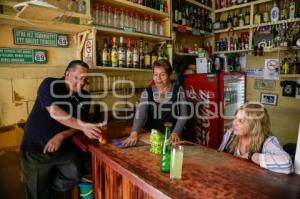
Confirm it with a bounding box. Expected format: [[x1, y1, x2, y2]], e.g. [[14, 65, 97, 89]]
[[122, 132, 138, 147]]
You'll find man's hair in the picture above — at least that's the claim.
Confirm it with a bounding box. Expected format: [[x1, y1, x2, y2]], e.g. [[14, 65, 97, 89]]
[[65, 60, 89, 72]]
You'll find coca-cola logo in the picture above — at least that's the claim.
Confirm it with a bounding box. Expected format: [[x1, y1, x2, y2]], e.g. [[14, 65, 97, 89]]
[[186, 86, 215, 146]]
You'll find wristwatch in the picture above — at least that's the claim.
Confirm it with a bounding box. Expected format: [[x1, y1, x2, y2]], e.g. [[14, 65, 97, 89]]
[[248, 151, 254, 161]]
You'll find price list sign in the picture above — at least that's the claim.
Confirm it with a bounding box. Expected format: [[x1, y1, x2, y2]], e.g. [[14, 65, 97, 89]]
[[13, 29, 68, 47], [0, 48, 47, 64]]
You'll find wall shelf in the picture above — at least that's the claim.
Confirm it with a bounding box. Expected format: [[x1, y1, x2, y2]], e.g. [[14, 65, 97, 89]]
[[174, 52, 199, 57], [185, 0, 213, 11], [1, 0, 91, 19], [91, 66, 152, 72], [214, 25, 251, 34], [214, 49, 249, 54], [280, 74, 300, 79], [172, 23, 213, 36], [215, 0, 273, 13], [96, 25, 171, 42], [252, 18, 300, 28], [0, 14, 91, 33], [98, 0, 169, 19]]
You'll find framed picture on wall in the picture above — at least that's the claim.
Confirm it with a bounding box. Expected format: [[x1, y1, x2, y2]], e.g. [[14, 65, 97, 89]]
[[260, 93, 278, 106]]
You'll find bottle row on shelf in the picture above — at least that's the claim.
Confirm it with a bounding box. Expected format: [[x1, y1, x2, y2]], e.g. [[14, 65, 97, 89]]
[[215, 33, 250, 52], [214, 1, 299, 31], [96, 36, 169, 69], [92, 4, 164, 36], [126, 0, 168, 13], [172, 0, 213, 32], [281, 51, 300, 74], [215, 0, 257, 10], [253, 1, 299, 25]]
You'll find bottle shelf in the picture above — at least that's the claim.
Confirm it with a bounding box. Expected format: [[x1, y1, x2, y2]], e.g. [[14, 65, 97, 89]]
[[99, 0, 170, 19], [2, 0, 90, 19], [172, 23, 213, 36], [215, 0, 273, 13], [91, 66, 152, 72], [185, 0, 213, 11], [279, 74, 300, 79], [174, 52, 199, 57], [214, 49, 249, 54], [0, 14, 91, 33], [96, 25, 171, 42], [248, 46, 300, 53], [252, 18, 300, 28], [214, 25, 251, 34]]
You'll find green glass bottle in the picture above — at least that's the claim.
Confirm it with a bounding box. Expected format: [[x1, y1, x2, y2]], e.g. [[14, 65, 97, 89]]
[[160, 122, 172, 173]]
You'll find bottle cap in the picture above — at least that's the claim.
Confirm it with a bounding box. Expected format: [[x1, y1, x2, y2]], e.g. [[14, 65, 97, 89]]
[[164, 122, 173, 128]]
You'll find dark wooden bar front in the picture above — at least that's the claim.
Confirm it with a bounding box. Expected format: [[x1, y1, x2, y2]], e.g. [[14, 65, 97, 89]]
[[72, 121, 300, 199]]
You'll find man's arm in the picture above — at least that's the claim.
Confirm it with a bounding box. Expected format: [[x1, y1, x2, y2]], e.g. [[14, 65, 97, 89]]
[[43, 128, 78, 154], [46, 105, 101, 139]]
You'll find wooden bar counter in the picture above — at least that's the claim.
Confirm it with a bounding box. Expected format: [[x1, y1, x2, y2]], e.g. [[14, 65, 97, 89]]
[[72, 121, 300, 199]]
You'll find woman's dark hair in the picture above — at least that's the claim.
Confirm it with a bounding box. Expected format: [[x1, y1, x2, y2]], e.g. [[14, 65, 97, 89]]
[[65, 60, 89, 72], [152, 59, 173, 76]]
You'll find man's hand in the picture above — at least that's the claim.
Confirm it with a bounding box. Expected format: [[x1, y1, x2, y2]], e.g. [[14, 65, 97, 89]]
[[171, 132, 180, 145], [122, 132, 138, 147], [80, 122, 102, 139], [43, 133, 64, 154]]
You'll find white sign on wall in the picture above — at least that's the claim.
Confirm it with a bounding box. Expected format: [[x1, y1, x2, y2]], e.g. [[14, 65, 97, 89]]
[[84, 39, 93, 67]]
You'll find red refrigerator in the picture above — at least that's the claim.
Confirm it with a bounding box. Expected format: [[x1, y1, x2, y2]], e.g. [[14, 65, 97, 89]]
[[184, 72, 245, 149]]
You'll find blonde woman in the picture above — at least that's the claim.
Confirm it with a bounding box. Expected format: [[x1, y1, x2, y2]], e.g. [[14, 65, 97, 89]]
[[219, 103, 293, 174]]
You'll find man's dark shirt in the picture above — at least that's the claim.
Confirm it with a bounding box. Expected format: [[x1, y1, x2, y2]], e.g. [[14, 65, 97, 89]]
[[21, 77, 90, 153]]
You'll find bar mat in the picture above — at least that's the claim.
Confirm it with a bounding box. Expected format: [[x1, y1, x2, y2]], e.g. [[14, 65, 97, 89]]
[[111, 138, 148, 149]]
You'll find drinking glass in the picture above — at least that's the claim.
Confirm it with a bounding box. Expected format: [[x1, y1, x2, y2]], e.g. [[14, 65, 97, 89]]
[[170, 145, 184, 180]]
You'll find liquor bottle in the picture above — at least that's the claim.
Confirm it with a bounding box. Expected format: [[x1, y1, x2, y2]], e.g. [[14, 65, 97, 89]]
[[144, 42, 151, 69], [206, 11, 212, 32], [126, 39, 133, 68], [254, 7, 261, 25], [139, 39, 145, 68], [234, 37, 238, 50], [96, 41, 102, 66], [102, 38, 111, 67], [177, 0, 182, 25], [291, 52, 299, 74], [233, 11, 239, 27], [160, 0, 164, 12], [280, 1, 288, 20], [118, 36, 126, 67], [133, 40, 139, 68], [227, 12, 233, 29], [281, 54, 290, 74], [173, 0, 178, 23], [239, 12, 245, 27], [151, 46, 158, 68], [182, 7, 186, 26], [111, 37, 118, 67], [244, 35, 249, 50], [263, 4, 270, 23], [289, 0, 296, 19], [270, 1, 279, 22], [160, 122, 172, 173], [185, 6, 190, 27], [245, 9, 250, 25]]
